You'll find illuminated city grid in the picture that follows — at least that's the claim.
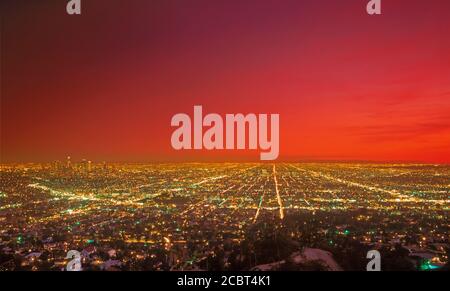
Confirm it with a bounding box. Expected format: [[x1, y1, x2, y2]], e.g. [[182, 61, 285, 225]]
[[0, 162, 448, 270]]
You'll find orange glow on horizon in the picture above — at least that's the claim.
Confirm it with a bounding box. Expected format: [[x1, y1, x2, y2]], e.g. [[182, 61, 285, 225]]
[[1, 0, 449, 163]]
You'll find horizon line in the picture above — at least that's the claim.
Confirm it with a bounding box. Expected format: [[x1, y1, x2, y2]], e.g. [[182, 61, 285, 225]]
[[0, 159, 449, 165]]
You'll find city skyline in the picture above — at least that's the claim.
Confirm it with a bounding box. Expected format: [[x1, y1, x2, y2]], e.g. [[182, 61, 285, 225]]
[[2, 157, 450, 165], [1, 162, 448, 271]]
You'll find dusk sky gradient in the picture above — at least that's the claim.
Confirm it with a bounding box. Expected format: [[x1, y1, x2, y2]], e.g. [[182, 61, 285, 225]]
[[1, 0, 450, 163]]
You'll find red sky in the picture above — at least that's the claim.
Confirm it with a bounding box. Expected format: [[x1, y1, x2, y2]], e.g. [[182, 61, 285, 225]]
[[1, 0, 450, 163]]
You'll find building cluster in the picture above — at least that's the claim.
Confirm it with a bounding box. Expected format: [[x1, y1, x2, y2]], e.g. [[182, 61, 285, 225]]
[[0, 161, 448, 270]]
